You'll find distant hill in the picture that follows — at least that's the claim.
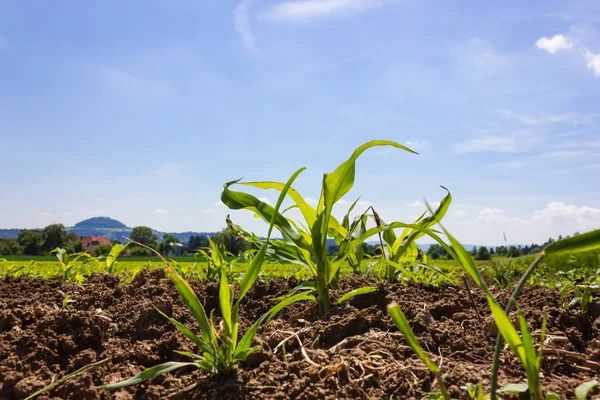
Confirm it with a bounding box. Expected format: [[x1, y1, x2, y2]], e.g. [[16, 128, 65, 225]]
[[0, 217, 215, 244], [73, 217, 127, 229]]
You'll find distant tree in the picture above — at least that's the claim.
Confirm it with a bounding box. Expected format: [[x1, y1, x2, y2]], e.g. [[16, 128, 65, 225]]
[[507, 245, 521, 258], [130, 226, 158, 248], [73, 240, 84, 253], [427, 244, 447, 259], [66, 231, 78, 243], [430, 250, 440, 260], [130, 246, 152, 257], [213, 228, 251, 256], [160, 233, 180, 255], [495, 246, 507, 257], [475, 246, 491, 261], [93, 244, 112, 257], [111, 239, 122, 245], [0, 239, 22, 255], [18, 230, 43, 255], [489, 247, 495, 256], [42, 224, 67, 252], [471, 246, 477, 256]]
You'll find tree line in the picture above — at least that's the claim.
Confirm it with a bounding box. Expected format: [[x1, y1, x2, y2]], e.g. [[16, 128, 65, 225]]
[[0, 224, 253, 257]]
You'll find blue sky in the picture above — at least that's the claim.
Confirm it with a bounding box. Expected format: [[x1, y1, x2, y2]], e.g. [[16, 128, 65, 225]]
[[1, 0, 599, 245]]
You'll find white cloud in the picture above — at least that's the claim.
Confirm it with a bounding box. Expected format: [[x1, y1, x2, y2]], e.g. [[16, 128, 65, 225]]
[[584, 51, 600, 77], [153, 208, 169, 214], [0, 36, 7, 49], [475, 208, 504, 224], [535, 34, 573, 54], [454, 135, 521, 154], [337, 199, 350, 206], [202, 208, 216, 214], [457, 203, 600, 244], [175, 208, 184, 212], [454, 209, 468, 217], [263, 0, 385, 22], [497, 109, 591, 125], [214, 201, 225, 207], [40, 212, 53, 217], [532, 202, 600, 227], [234, 0, 259, 53], [88, 210, 104, 215], [406, 201, 423, 208]]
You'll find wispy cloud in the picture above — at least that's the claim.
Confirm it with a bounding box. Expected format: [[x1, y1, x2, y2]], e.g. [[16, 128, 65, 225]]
[[234, 0, 259, 53], [154, 208, 169, 214], [202, 208, 216, 214], [487, 159, 526, 173], [263, 0, 385, 22], [40, 212, 53, 217], [497, 109, 591, 125], [95, 67, 176, 103], [454, 209, 468, 217], [535, 34, 573, 54], [406, 201, 423, 208], [453, 133, 535, 154], [584, 51, 600, 77], [0, 36, 8, 49]]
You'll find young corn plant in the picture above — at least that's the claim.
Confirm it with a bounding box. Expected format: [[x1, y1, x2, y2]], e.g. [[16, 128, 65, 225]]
[[196, 237, 236, 282], [51, 248, 94, 283], [99, 242, 129, 275], [100, 168, 314, 390], [442, 222, 600, 400], [221, 140, 455, 315], [387, 302, 450, 400]]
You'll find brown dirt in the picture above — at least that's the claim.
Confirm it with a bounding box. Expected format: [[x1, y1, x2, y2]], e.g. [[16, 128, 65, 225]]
[[1, 270, 599, 399]]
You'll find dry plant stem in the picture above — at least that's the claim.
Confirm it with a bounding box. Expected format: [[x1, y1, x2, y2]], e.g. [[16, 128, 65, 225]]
[[490, 253, 544, 399], [462, 275, 482, 322]]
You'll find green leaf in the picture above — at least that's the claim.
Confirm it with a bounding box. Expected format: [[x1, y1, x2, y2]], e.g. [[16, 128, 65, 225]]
[[98, 362, 198, 391], [442, 227, 488, 293], [391, 187, 451, 259], [153, 307, 214, 357], [497, 383, 528, 393], [575, 380, 598, 400], [337, 287, 377, 304], [219, 267, 232, 336], [106, 242, 128, 272], [387, 302, 438, 373], [546, 393, 562, 400], [544, 229, 600, 257], [237, 167, 306, 301], [234, 291, 315, 360], [167, 269, 213, 344], [488, 299, 525, 365]]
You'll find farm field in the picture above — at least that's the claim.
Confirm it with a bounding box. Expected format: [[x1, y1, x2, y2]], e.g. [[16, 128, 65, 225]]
[[1, 141, 600, 400], [1, 248, 600, 399]]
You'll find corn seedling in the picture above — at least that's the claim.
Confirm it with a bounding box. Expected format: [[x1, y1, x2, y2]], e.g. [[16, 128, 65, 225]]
[[100, 242, 129, 274], [196, 237, 237, 282], [387, 302, 449, 400], [439, 219, 600, 400], [100, 168, 314, 390], [50, 248, 94, 283], [221, 140, 456, 315]]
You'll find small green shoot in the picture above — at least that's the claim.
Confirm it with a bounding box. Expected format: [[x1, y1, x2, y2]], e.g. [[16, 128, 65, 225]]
[[388, 302, 449, 400]]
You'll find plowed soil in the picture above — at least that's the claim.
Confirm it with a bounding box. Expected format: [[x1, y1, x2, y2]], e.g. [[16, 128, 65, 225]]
[[1, 269, 599, 399]]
